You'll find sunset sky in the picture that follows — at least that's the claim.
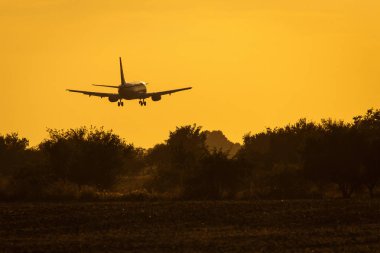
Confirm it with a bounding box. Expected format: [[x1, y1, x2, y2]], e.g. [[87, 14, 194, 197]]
[[1, 0, 379, 148]]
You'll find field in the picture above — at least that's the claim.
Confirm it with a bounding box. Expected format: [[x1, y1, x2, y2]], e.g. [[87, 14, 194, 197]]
[[1, 200, 380, 252]]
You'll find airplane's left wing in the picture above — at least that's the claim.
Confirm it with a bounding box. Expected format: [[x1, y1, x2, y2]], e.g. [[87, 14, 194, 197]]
[[144, 87, 192, 98], [67, 89, 117, 98]]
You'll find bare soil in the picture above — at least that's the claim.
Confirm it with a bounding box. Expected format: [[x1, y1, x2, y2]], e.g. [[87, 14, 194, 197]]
[[1, 200, 379, 252]]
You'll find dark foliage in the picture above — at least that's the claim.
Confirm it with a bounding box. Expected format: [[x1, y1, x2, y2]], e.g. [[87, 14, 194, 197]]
[[0, 133, 30, 176], [146, 125, 209, 196], [2, 109, 380, 200], [0, 127, 145, 200], [39, 127, 142, 189], [235, 119, 323, 198], [183, 150, 241, 199], [353, 109, 380, 197], [303, 120, 365, 198]]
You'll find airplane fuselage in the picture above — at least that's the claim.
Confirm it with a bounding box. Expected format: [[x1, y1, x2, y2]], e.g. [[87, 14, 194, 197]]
[[118, 82, 147, 100]]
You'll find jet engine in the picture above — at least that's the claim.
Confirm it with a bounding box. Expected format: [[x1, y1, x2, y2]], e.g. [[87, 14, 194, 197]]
[[151, 94, 161, 101], [108, 95, 119, 102]]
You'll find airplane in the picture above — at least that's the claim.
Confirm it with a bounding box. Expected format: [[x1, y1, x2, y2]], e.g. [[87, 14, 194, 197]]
[[67, 57, 192, 107]]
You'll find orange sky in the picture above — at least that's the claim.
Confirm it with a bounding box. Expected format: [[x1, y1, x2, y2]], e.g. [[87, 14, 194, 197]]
[[1, 0, 380, 148]]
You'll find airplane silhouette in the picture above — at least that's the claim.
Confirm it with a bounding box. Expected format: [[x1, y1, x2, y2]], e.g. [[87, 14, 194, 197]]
[[67, 58, 192, 107]]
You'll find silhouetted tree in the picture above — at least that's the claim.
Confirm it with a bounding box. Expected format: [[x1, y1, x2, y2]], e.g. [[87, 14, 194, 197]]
[[145, 144, 173, 191], [362, 140, 380, 197], [147, 125, 209, 195], [0, 133, 50, 199], [235, 119, 321, 198], [39, 127, 141, 189], [183, 150, 240, 199], [354, 108, 380, 197], [303, 120, 364, 198], [4, 107, 380, 200], [0, 133, 29, 176]]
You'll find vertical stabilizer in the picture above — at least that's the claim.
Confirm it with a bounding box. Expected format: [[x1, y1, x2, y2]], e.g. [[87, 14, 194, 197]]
[[119, 57, 126, 85]]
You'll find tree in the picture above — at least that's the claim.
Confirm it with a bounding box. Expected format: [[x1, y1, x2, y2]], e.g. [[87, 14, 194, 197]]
[[147, 125, 209, 195], [354, 108, 380, 197], [0, 133, 51, 199], [39, 127, 140, 189], [0, 133, 29, 176], [303, 120, 364, 198], [235, 119, 321, 198], [183, 150, 240, 199]]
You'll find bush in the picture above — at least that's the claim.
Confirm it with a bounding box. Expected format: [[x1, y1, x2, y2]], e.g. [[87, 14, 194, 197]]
[[45, 180, 98, 200], [39, 127, 142, 189]]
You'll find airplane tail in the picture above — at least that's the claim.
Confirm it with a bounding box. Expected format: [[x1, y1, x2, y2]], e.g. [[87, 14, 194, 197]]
[[119, 57, 126, 85]]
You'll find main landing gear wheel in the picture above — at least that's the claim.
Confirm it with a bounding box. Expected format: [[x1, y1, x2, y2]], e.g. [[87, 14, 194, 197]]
[[139, 100, 147, 106], [118, 101, 124, 107]]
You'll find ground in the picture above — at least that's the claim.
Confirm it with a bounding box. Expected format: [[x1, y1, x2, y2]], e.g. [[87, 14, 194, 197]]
[[1, 200, 380, 252]]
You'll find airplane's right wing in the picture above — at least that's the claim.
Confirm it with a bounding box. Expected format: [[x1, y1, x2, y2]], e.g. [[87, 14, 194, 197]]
[[67, 89, 118, 98], [144, 87, 192, 98]]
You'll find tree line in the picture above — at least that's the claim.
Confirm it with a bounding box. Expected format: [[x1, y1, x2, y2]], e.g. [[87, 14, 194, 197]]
[[1, 108, 380, 200]]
